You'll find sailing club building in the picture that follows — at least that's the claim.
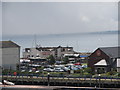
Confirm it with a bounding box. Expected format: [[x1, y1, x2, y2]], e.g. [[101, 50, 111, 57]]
[[88, 46, 120, 73]]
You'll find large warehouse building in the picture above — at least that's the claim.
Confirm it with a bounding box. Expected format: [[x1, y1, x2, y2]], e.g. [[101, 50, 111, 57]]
[[0, 41, 20, 70]]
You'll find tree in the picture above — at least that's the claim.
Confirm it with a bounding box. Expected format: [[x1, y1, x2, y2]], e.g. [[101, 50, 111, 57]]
[[16, 63, 20, 70], [47, 55, 55, 65], [62, 57, 69, 64]]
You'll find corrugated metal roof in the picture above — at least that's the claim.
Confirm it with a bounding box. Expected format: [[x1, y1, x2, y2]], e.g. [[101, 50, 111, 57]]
[[99, 46, 120, 58], [0, 41, 20, 48]]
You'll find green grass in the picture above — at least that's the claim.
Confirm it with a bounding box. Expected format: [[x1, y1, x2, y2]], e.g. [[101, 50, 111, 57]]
[[81, 63, 87, 65]]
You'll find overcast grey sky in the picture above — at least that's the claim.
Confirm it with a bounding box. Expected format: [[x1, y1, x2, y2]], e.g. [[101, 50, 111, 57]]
[[2, 2, 118, 36]]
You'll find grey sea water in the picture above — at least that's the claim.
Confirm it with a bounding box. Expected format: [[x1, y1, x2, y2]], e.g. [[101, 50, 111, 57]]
[[2, 33, 118, 55]]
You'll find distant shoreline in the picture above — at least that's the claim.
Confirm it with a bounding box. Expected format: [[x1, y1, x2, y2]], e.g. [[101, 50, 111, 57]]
[[3, 30, 119, 37]]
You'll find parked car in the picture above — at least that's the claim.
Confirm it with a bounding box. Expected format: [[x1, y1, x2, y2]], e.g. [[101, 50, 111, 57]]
[[82, 65, 87, 68], [44, 65, 52, 68], [35, 70, 40, 73], [62, 67, 70, 71], [43, 68, 54, 72], [29, 70, 32, 72], [21, 70, 25, 72], [54, 68, 64, 72]]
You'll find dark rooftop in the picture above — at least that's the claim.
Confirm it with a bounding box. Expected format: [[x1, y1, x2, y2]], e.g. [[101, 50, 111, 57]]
[[0, 41, 20, 48], [99, 46, 120, 58], [36, 46, 73, 51]]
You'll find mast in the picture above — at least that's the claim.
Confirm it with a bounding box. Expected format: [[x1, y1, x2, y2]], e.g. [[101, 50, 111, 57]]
[[34, 34, 37, 48], [32, 34, 37, 48]]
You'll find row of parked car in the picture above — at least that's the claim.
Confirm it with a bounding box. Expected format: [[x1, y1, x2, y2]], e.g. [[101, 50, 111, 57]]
[[20, 64, 87, 73], [43, 67, 67, 72], [43, 64, 87, 72]]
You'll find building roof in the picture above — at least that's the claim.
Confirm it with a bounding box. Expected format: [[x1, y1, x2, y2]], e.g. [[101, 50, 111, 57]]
[[36, 46, 73, 51], [0, 41, 20, 48], [94, 59, 107, 66], [99, 47, 120, 58], [63, 54, 79, 57], [80, 55, 88, 58]]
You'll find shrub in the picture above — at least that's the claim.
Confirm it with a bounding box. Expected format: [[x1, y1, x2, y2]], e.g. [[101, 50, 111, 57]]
[[118, 73, 120, 77], [70, 73, 80, 77], [83, 72, 92, 76], [83, 67, 92, 73], [74, 69, 81, 73]]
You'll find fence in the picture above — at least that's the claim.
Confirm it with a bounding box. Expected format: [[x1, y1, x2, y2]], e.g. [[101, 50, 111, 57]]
[[2, 74, 120, 88]]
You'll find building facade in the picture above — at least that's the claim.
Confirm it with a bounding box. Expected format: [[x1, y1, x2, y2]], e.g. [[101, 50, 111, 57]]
[[88, 47, 120, 73], [23, 46, 74, 60], [0, 41, 20, 70]]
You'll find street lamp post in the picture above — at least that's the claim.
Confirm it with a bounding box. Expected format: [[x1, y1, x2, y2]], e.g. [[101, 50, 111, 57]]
[[47, 73, 50, 86], [95, 69, 97, 74], [82, 70, 84, 76], [98, 74, 101, 88]]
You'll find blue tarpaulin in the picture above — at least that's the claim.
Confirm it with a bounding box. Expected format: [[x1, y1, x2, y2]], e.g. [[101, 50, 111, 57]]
[[80, 55, 88, 58]]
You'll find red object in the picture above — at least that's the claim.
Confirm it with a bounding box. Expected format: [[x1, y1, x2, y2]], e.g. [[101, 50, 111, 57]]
[[13, 72, 17, 76], [74, 62, 81, 65]]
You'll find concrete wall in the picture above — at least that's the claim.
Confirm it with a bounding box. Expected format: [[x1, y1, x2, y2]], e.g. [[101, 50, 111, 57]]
[[1, 47, 20, 70], [57, 47, 74, 59], [23, 48, 54, 58], [29, 48, 40, 57], [23, 48, 40, 58], [57, 48, 62, 58]]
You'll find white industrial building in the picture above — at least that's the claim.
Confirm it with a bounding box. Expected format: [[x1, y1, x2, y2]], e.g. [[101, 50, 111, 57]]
[[23, 46, 75, 59], [0, 41, 20, 70]]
